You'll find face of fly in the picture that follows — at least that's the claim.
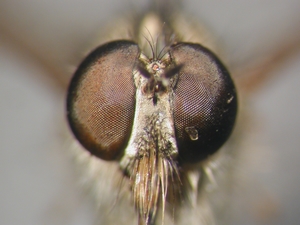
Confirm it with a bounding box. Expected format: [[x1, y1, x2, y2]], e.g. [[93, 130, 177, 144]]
[[1, 1, 300, 225], [65, 5, 240, 223]]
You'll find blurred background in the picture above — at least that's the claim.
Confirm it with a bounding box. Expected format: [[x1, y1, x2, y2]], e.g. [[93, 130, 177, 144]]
[[0, 1, 300, 225]]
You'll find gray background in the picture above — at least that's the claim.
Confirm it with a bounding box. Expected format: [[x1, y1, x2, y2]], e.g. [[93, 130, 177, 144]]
[[0, 1, 300, 225]]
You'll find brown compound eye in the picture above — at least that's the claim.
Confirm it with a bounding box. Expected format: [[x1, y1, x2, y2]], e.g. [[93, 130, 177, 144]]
[[170, 43, 238, 163], [67, 40, 139, 160]]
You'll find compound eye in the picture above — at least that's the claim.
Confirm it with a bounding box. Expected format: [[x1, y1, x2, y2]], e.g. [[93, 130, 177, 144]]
[[67, 40, 139, 160], [170, 43, 237, 163]]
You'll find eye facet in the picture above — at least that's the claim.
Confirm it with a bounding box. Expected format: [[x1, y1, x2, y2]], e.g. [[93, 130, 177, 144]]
[[170, 43, 237, 163], [67, 40, 139, 160]]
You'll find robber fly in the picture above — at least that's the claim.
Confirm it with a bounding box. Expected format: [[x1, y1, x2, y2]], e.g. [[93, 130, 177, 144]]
[[1, 1, 300, 225], [66, 0, 238, 224]]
